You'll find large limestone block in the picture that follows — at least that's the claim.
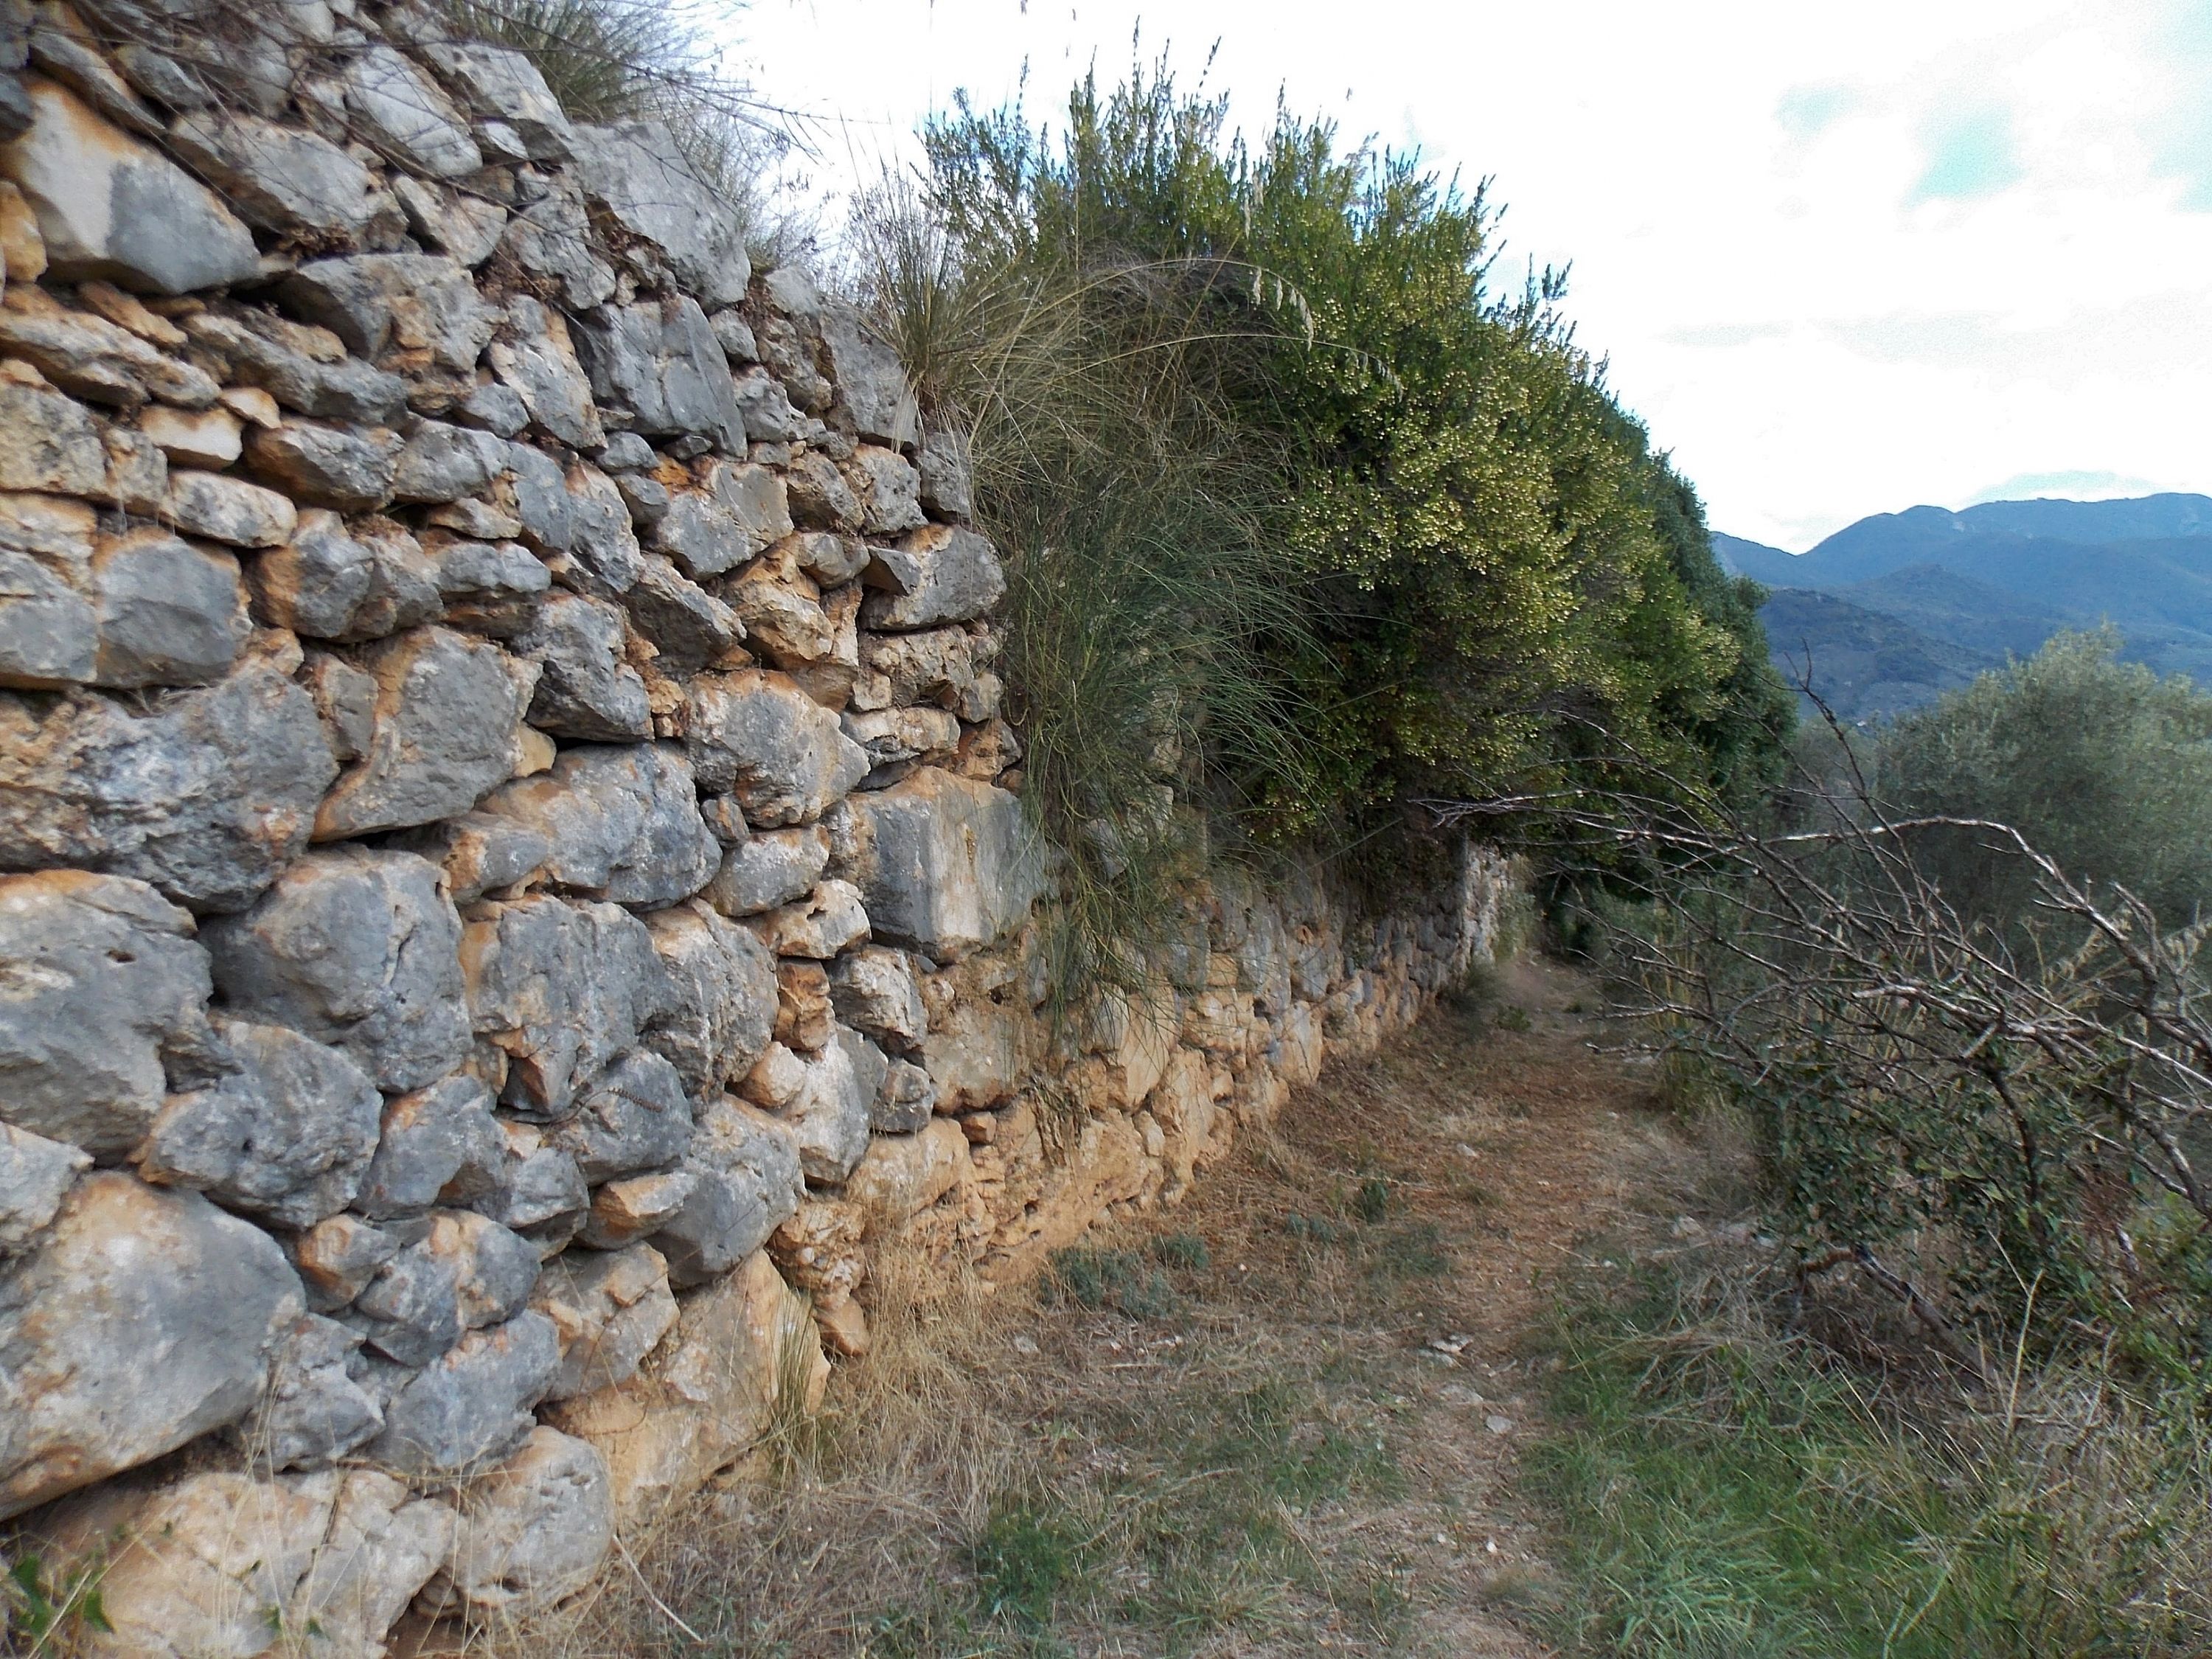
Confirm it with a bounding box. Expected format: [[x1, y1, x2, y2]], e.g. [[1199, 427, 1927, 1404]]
[[842, 766, 1044, 960], [364, 1309, 560, 1477], [344, 46, 481, 178], [25, 1467, 453, 1659], [573, 121, 748, 305], [0, 869, 213, 1158], [0, 379, 102, 494], [475, 742, 720, 907], [782, 1026, 872, 1183], [513, 591, 650, 741], [530, 1242, 678, 1402], [0, 1172, 303, 1520], [88, 527, 250, 687], [571, 296, 745, 452], [279, 253, 498, 374], [461, 894, 668, 1119], [821, 304, 919, 448], [543, 1250, 823, 1528], [0, 78, 258, 292], [0, 490, 97, 686], [846, 1118, 971, 1228], [168, 106, 391, 239], [641, 900, 778, 1098], [685, 669, 870, 828], [653, 1095, 802, 1287], [919, 993, 1026, 1113], [548, 1048, 693, 1183], [0, 659, 338, 911], [313, 625, 535, 839], [443, 44, 577, 161], [203, 846, 470, 1093], [138, 1015, 383, 1228], [862, 523, 1007, 630], [418, 1426, 613, 1616]]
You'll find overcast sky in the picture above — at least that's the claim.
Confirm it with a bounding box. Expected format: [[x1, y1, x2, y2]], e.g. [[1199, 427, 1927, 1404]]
[[729, 0, 2212, 550]]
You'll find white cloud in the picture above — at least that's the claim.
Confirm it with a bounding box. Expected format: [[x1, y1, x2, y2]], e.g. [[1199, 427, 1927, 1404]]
[[729, 0, 2212, 548]]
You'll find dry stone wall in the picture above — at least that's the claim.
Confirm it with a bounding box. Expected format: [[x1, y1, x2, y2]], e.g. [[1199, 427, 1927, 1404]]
[[0, 4, 1512, 1651]]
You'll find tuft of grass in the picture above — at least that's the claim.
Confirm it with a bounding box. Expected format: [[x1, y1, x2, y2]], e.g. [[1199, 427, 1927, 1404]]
[[1528, 1247, 2212, 1659], [972, 1500, 1082, 1629], [1043, 1246, 1178, 1318], [1150, 1231, 1212, 1272], [1352, 1174, 1391, 1223]]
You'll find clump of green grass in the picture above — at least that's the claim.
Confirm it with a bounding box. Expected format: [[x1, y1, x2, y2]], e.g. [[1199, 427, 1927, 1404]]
[[1352, 1175, 1391, 1223], [1043, 1246, 1178, 1318], [1528, 1251, 2212, 1658], [1150, 1232, 1212, 1271]]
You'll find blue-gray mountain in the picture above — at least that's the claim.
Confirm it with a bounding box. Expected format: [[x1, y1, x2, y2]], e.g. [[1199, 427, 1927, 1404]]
[[1717, 494, 2212, 719]]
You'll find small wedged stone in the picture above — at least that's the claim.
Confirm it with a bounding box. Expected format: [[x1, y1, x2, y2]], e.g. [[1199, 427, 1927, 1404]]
[[831, 945, 927, 1046], [0, 1172, 303, 1520], [136, 1015, 383, 1228], [362, 1309, 560, 1476], [0, 657, 337, 913], [621, 552, 741, 673], [863, 522, 1007, 629], [577, 1166, 696, 1249], [161, 468, 297, 548], [748, 876, 870, 959], [641, 900, 779, 1097], [0, 869, 214, 1159], [392, 809, 551, 904], [1, 78, 259, 292], [442, 44, 576, 160], [416, 1426, 612, 1615], [572, 119, 748, 305], [460, 893, 668, 1120], [203, 846, 471, 1092], [291, 1212, 399, 1314], [428, 535, 551, 636], [782, 1028, 872, 1184], [313, 625, 534, 840], [654, 1096, 802, 1287], [685, 669, 871, 828], [86, 519, 246, 688]]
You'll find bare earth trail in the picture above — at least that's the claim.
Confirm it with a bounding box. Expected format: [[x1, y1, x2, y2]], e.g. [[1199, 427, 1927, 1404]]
[[516, 959, 1688, 1658]]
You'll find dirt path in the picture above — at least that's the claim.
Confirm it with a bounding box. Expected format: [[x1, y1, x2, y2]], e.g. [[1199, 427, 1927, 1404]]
[[523, 959, 1689, 1657]]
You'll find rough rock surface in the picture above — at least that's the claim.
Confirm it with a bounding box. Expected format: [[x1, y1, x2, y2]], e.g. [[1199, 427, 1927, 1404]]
[[844, 766, 1045, 960]]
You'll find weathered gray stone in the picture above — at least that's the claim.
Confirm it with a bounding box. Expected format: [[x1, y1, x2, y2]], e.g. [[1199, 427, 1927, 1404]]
[[301, 650, 374, 765], [0, 869, 213, 1158], [460, 378, 529, 437], [393, 418, 508, 504], [655, 1095, 802, 1287], [417, 1425, 611, 1615], [750, 876, 870, 959], [0, 79, 258, 292], [831, 945, 927, 1046], [573, 119, 748, 305], [785, 449, 864, 529], [460, 894, 667, 1119], [843, 767, 1043, 961], [918, 992, 1026, 1113], [138, 1016, 382, 1228], [392, 809, 551, 904], [484, 300, 597, 448], [686, 669, 871, 827], [531, 1244, 675, 1401], [755, 315, 830, 414], [429, 535, 551, 636], [0, 490, 94, 686], [595, 431, 655, 471], [821, 305, 919, 448], [577, 1164, 697, 1249], [863, 523, 1006, 629], [844, 704, 961, 773], [469, 1119, 589, 1237], [364, 1309, 559, 1475], [441, 43, 575, 160], [24, 17, 159, 139], [710, 307, 757, 362], [356, 1074, 504, 1221], [502, 438, 571, 551], [240, 1313, 383, 1472], [184, 308, 411, 425], [138, 403, 240, 469], [0, 1122, 86, 1259], [391, 171, 507, 269], [547, 1048, 692, 1183], [514, 591, 650, 740], [162, 468, 297, 549], [352, 1208, 540, 1366], [279, 253, 497, 373], [652, 457, 792, 578], [0, 288, 218, 409], [243, 417, 401, 511], [855, 625, 999, 720], [782, 1029, 872, 1184], [314, 625, 532, 839], [846, 443, 927, 535], [498, 171, 615, 308], [704, 822, 830, 917], [203, 846, 470, 1091], [558, 462, 646, 594], [291, 1212, 399, 1313], [167, 106, 389, 238], [0, 658, 337, 912], [248, 509, 444, 643], [732, 364, 802, 442], [83, 527, 246, 688], [344, 45, 480, 177], [572, 296, 745, 452], [476, 742, 719, 908], [872, 1057, 937, 1133], [0, 1172, 302, 1520], [0, 379, 102, 494], [26, 1467, 453, 1659], [641, 900, 778, 1097], [621, 552, 741, 672]]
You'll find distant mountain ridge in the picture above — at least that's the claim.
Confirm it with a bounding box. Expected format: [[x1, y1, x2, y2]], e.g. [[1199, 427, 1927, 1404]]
[[1717, 494, 2212, 719]]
